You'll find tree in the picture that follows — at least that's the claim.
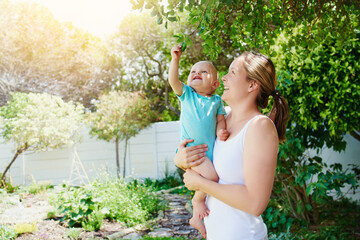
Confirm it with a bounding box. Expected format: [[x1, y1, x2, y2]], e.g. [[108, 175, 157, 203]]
[[0, 0, 118, 108], [86, 91, 156, 178], [110, 11, 226, 121], [271, 22, 360, 151], [132, 0, 359, 58], [0, 92, 84, 183], [268, 21, 360, 223]]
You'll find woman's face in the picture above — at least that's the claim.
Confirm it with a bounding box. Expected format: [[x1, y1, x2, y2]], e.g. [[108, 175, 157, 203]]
[[221, 57, 249, 103]]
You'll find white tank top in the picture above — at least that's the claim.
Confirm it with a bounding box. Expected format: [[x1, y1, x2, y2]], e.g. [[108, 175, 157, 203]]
[[204, 115, 269, 240]]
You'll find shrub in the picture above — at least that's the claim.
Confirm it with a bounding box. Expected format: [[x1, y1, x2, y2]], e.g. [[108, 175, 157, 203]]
[[55, 174, 166, 228], [0, 225, 17, 240], [262, 198, 293, 232], [65, 228, 83, 240], [13, 222, 37, 234]]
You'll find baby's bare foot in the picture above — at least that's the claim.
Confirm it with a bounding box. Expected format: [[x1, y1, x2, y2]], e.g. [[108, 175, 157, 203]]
[[192, 198, 210, 219], [190, 216, 207, 239]]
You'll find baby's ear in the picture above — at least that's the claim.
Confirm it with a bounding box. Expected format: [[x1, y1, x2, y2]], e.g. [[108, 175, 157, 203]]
[[212, 79, 220, 90]]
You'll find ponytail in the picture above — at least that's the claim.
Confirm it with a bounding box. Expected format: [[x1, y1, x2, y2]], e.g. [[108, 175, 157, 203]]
[[269, 90, 289, 142], [242, 51, 290, 142]]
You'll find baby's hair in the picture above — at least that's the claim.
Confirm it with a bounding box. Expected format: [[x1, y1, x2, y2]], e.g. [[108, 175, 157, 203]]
[[203, 61, 219, 94], [198, 61, 219, 81]]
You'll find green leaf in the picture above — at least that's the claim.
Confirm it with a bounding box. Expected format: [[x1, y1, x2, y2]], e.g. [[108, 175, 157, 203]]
[[181, 41, 187, 52], [157, 16, 163, 25]]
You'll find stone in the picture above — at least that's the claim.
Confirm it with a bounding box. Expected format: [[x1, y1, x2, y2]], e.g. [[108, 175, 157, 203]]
[[106, 228, 134, 240], [148, 228, 173, 237], [174, 230, 191, 235], [122, 232, 142, 239]]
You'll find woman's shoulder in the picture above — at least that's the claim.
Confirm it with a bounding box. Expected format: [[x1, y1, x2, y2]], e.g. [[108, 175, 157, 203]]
[[247, 115, 278, 139]]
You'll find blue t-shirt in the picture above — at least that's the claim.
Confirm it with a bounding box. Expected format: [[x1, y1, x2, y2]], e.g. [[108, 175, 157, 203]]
[[177, 84, 226, 161]]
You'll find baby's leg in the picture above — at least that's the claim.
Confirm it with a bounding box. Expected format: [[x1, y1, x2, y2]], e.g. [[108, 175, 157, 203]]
[[189, 157, 218, 238], [191, 157, 218, 218]]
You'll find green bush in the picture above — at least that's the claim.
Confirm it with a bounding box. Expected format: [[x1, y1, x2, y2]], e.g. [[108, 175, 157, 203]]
[[0, 225, 17, 240], [0, 173, 16, 193], [13, 222, 37, 234], [65, 228, 82, 240], [55, 173, 166, 228], [262, 198, 293, 232], [27, 181, 53, 195]]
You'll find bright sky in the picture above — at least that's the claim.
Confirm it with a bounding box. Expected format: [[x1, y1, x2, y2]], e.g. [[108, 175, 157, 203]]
[[25, 0, 136, 37]]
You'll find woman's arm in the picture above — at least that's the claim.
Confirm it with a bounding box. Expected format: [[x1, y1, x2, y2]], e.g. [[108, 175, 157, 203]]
[[174, 139, 208, 170], [183, 117, 278, 216]]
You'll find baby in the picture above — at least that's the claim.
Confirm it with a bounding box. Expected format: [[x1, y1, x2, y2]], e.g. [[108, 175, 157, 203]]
[[169, 45, 229, 237]]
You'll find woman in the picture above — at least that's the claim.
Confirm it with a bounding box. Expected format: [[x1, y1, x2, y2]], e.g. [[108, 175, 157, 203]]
[[174, 51, 289, 239]]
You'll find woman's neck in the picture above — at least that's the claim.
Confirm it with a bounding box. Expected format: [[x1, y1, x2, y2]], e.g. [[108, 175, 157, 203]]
[[227, 102, 260, 122]]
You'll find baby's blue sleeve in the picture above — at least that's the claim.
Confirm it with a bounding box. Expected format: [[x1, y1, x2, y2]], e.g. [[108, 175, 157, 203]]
[[176, 83, 189, 101], [217, 98, 226, 115]]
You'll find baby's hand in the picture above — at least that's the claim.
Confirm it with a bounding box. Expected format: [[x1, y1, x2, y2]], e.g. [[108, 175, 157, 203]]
[[217, 129, 229, 141], [171, 45, 182, 60]]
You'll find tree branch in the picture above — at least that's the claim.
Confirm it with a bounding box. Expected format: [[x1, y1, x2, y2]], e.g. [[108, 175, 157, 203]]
[[350, 130, 360, 142]]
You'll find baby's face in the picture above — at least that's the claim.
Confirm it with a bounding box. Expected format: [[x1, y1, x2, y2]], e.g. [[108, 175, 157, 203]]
[[187, 61, 218, 96]]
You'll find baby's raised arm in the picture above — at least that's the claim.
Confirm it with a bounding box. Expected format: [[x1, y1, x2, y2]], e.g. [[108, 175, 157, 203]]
[[169, 45, 184, 96]]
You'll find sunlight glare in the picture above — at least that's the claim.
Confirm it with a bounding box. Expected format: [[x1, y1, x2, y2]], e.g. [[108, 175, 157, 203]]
[[26, 0, 135, 37]]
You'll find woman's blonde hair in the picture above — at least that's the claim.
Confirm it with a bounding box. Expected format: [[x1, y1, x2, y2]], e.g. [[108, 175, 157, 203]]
[[241, 51, 290, 141]]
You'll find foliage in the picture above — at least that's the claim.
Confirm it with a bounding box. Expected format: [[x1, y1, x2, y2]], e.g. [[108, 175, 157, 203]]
[[133, 0, 359, 59], [143, 176, 183, 192], [24, 180, 53, 195], [262, 198, 293, 232], [57, 187, 103, 230], [13, 222, 37, 234], [109, 12, 210, 120], [134, 0, 360, 144], [272, 21, 360, 151], [87, 91, 154, 142], [0, 92, 84, 181], [0, 0, 117, 108], [268, 229, 296, 240], [81, 208, 104, 232], [0, 225, 17, 240], [0, 173, 16, 193], [274, 135, 360, 223], [297, 226, 351, 240], [86, 91, 156, 177], [46, 211, 56, 219], [54, 174, 166, 228], [141, 167, 183, 191], [142, 237, 190, 240], [0, 92, 83, 149], [65, 228, 83, 240]]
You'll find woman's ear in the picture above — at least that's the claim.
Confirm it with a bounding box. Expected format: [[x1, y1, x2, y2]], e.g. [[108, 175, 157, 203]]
[[248, 80, 259, 93]]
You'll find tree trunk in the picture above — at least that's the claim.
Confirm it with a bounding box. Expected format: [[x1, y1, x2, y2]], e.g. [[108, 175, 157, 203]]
[[1, 143, 28, 182], [115, 138, 120, 178], [123, 139, 128, 178]]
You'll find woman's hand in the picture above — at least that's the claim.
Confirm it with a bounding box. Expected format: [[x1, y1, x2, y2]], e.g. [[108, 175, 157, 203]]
[[183, 169, 204, 191], [174, 139, 208, 170]]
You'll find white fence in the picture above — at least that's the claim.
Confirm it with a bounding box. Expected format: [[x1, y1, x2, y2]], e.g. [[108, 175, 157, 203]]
[[0, 121, 359, 200], [0, 121, 181, 186]]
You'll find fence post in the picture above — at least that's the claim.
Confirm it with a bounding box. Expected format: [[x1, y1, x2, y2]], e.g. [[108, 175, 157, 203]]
[[153, 123, 159, 179]]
